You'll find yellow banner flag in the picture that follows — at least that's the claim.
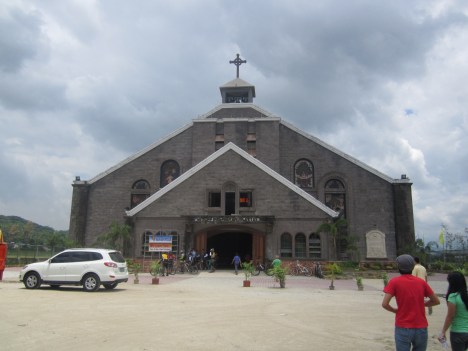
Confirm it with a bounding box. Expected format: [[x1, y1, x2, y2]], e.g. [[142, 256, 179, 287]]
[[438, 229, 445, 245], [0, 229, 3, 243]]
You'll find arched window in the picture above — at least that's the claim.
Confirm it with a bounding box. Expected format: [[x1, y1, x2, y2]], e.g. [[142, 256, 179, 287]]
[[294, 159, 314, 188], [295, 233, 306, 257], [160, 160, 180, 187], [280, 233, 292, 258], [325, 179, 346, 217], [308, 233, 321, 258], [130, 179, 150, 208]]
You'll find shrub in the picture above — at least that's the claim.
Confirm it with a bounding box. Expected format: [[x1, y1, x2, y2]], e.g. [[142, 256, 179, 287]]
[[442, 262, 456, 271], [382, 272, 389, 287]]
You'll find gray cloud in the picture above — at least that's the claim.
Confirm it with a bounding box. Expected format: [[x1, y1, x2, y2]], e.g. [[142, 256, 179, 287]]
[[0, 5, 46, 72], [0, 0, 467, 241]]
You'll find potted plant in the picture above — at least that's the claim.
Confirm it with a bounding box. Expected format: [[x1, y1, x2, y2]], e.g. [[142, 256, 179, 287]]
[[328, 263, 341, 290], [131, 262, 141, 284], [268, 265, 288, 288], [241, 261, 254, 287], [150, 260, 161, 285], [356, 275, 364, 291]]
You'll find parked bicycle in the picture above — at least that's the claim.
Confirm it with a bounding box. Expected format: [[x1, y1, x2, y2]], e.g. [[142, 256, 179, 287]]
[[174, 260, 199, 275], [290, 260, 312, 276], [252, 261, 273, 276], [311, 261, 324, 279]]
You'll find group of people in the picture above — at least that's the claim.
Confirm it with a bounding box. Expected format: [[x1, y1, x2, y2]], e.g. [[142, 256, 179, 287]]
[[177, 248, 217, 273], [382, 254, 468, 351], [230, 254, 282, 275]]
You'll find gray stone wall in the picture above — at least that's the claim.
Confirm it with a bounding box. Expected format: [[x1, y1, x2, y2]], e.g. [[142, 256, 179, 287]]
[[70, 108, 413, 260], [69, 183, 89, 245]]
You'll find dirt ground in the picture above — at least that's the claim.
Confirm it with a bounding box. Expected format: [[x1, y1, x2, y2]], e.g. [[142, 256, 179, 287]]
[[1, 268, 449, 351]]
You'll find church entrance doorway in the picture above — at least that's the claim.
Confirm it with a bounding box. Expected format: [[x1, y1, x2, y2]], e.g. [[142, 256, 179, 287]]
[[207, 232, 252, 268]]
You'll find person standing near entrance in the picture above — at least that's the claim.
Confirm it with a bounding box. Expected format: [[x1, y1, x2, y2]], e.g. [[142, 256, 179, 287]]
[[231, 253, 242, 275], [209, 248, 217, 273], [412, 257, 432, 315], [382, 254, 440, 351], [161, 252, 169, 276]]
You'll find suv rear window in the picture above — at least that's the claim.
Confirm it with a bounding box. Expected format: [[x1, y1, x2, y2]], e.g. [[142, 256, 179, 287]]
[[109, 251, 125, 263], [70, 251, 103, 262]]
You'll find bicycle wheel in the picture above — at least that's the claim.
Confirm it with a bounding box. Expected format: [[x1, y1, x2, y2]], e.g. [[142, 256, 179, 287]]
[[252, 266, 261, 276], [265, 266, 274, 276], [290, 267, 298, 276], [189, 265, 198, 275]]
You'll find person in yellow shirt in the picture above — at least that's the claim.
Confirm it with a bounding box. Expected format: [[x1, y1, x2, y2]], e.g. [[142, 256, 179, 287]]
[[161, 252, 169, 276], [412, 256, 432, 315]]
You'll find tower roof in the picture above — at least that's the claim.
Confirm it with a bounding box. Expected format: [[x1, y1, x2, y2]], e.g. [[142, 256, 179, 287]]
[[220, 54, 256, 103]]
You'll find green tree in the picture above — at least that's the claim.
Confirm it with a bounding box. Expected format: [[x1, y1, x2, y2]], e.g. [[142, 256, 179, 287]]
[[45, 231, 66, 254], [316, 217, 347, 260], [8, 224, 20, 242], [23, 221, 34, 243], [94, 221, 131, 254]]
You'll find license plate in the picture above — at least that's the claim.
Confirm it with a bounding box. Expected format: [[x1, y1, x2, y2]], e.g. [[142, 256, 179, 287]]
[[119, 267, 125, 272]]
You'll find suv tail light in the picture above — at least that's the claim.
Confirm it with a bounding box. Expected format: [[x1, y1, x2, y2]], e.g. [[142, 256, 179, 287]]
[[104, 262, 117, 268]]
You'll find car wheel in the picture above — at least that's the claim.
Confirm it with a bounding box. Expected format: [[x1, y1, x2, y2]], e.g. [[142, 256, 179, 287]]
[[103, 282, 118, 290], [82, 273, 101, 292], [24, 272, 41, 289]]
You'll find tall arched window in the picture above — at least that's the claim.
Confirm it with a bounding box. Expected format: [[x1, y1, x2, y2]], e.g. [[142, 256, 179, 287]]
[[308, 233, 321, 258], [295, 233, 306, 257], [280, 233, 292, 258], [160, 160, 180, 187], [130, 179, 150, 208], [294, 159, 314, 188], [325, 179, 346, 217]]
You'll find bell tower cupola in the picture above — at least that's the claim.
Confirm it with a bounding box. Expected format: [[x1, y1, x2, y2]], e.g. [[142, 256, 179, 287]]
[[220, 54, 256, 103]]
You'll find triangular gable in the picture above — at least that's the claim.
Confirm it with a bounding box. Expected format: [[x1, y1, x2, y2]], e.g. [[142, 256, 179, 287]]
[[280, 120, 397, 183], [126, 142, 339, 218]]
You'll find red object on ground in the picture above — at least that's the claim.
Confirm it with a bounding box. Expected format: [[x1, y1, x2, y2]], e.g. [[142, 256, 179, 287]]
[[0, 239, 7, 280]]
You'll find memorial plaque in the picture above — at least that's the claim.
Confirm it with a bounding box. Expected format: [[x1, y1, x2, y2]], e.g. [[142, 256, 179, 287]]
[[366, 230, 387, 258]]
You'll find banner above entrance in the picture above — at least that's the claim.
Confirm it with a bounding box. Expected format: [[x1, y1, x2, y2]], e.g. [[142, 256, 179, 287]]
[[189, 215, 274, 225]]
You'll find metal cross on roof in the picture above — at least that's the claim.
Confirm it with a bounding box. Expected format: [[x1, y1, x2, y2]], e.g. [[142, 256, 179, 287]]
[[229, 53, 247, 78]]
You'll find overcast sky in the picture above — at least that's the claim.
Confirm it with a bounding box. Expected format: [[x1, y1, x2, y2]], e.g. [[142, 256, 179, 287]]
[[1, 0, 467, 244]]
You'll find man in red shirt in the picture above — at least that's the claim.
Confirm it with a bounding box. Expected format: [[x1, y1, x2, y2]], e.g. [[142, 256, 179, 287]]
[[382, 254, 440, 351]]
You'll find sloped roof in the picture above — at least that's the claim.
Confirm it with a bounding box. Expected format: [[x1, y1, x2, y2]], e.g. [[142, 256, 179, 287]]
[[280, 120, 396, 183], [198, 103, 275, 119], [220, 78, 255, 89], [125, 142, 339, 218], [86, 123, 193, 184], [82, 103, 404, 186]]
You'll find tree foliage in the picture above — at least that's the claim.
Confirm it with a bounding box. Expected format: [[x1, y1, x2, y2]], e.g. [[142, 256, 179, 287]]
[[94, 221, 132, 253], [316, 217, 348, 260], [0, 215, 72, 250]]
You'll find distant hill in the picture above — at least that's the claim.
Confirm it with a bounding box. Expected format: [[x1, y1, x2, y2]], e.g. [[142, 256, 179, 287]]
[[0, 215, 69, 244]]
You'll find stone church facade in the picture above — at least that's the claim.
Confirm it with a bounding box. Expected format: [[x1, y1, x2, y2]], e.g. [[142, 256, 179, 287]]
[[69, 59, 415, 265]]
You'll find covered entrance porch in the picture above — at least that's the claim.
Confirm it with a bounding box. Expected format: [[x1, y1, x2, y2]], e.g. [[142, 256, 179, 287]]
[[193, 227, 266, 268], [188, 215, 274, 268]]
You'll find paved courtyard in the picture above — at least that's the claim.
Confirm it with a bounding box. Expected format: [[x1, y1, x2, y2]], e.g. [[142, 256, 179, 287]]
[[1, 267, 450, 351]]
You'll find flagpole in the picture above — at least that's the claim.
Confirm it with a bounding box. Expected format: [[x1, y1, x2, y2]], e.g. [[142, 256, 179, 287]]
[[439, 226, 446, 264]]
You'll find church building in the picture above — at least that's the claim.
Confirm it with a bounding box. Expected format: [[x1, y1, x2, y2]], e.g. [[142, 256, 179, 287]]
[[69, 55, 415, 266]]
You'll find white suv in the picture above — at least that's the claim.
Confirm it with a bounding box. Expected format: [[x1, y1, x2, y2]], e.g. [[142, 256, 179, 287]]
[[19, 248, 129, 292]]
